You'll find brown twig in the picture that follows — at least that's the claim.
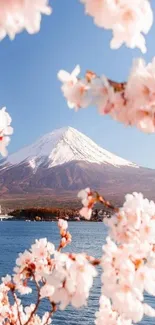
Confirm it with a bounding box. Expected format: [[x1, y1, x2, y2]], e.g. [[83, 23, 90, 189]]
[[57, 230, 72, 251], [42, 302, 57, 325], [57, 244, 61, 252], [94, 191, 119, 213], [108, 79, 126, 92], [57, 237, 64, 252], [24, 275, 40, 325], [86, 255, 101, 266], [85, 70, 126, 92]]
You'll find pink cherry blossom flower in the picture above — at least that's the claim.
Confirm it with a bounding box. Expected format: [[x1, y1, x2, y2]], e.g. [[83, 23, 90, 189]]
[[58, 65, 80, 85], [59, 57, 155, 134], [78, 188, 94, 219], [143, 304, 155, 317], [40, 284, 55, 299], [78, 187, 92, 206], [95, 295, 133, 325], [0, 0, 52, 41], [0, 107, 13, 157], [43, 251, 97, 310], [105, 192, 155, 244], [79, 206, 92, 220], [31, 238, 55, 259], [58, 219, 68, 231], [80, 0, 153, 53], [58, 65, 91, 109]]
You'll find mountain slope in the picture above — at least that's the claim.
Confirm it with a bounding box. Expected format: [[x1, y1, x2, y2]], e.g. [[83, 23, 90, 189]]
[[1, 126, 155, 200], [1, 127, 138, 170]]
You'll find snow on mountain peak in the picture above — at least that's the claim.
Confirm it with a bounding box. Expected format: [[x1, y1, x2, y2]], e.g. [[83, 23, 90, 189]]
[[1, 127, 138, 170]]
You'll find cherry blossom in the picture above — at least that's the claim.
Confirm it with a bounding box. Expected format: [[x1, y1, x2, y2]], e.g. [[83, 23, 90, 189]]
[[0, 107, 13, 157], [80, 0, 153, 53], [105, 192, 155, 244], [0, 0, 52, 41], [58, 57, 155, 133], [98, 192, 155, 323], [100, 236, 155, 322], [79, 206, 92, 220], [125, 57, 155, 133], [143, 304, 155, 317], [0, 224, 97, 323], [44, 251, 97, 310], [78, 188, 94, 219], [95, 295, 133, 325], [101, 238, 144, 322], [78, 187, 92, 205], [77, 188, 117, 220], [13, 238, 55, 294], [57, 219, 72, 250], [58, 65, 91, 109], [58, 218, 68, 231]]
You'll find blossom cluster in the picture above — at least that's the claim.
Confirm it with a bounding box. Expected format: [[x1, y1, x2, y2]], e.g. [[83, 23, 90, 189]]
[[78, 187, 94, 219], [0, 107, 13, 157], [80, 0, 153, 53], [58, 218, 72, 249], [77, 189, 155, 323], [95, 295, 133, 325], [0, 0, 52, 41], [58, 57, 155, 133], [77, 187, 114, 219], [0, 220, 97, 324], [0, 273, 52, 325], [99, 192, 155, 324], [105, 192, 155, 244]]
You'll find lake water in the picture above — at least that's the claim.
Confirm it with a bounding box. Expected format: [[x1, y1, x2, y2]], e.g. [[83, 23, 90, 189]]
[[0, 221, 154, 325]]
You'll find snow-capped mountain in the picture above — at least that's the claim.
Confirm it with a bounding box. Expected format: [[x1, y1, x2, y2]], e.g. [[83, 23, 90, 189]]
[[1, 126, 138, 170], [1, 126, 155, 200]]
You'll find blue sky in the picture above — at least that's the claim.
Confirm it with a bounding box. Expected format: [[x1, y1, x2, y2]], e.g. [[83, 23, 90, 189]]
[[1, 0, 155, 168]]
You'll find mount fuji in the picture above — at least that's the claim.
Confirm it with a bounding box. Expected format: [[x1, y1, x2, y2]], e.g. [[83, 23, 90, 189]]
[[0, 127, 155, 202], [1, 127, 138, 170]]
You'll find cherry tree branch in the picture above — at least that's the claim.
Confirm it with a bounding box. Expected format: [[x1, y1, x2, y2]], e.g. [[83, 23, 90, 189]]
[[42, 302, 57, 325], [94, 191, 119, 213], [86, 255, 101, 266], [24, 275, 41, 325]]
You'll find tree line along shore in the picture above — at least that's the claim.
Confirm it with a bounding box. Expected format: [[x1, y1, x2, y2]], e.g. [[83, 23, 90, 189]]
[[8, 207, 112, 222]]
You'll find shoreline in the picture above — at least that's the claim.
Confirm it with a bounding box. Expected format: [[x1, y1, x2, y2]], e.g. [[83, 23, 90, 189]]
[[7, 206, 112, 222]]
